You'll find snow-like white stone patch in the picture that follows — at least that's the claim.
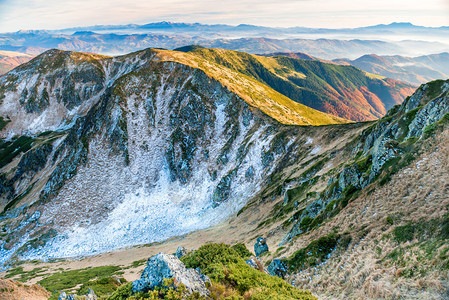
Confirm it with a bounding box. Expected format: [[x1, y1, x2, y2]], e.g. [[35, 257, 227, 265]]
[[310, 145, 321, 155]]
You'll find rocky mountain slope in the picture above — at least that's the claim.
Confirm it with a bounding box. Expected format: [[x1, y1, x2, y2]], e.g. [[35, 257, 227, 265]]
[[231, 79, 449, 299], [0, 47, 346, 267], [185, 47, 415, 121], [0, 45, 448, 298], [334, 52, 449, 86]]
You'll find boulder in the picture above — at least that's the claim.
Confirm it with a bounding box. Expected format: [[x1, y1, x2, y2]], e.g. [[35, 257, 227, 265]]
[[245, 257, 258, 269], [174, 246, 187, 258], [267, 259, 288, 278], [245, 257, 268, 273], [58, 289, 96, 300], [85, 288, 97, 300], [132, 253, 209, 296], [58, 292, 76, 300], [254, 237, 269, 257]]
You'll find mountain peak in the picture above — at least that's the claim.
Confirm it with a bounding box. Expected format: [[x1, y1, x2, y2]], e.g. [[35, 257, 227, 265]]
[[387, 22, 415, 27]]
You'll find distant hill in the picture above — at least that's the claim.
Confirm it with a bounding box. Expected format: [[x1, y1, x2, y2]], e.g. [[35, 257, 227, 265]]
[[1, 28, 448, 59], [334, 53, 449, 85], [0, 51, 33, 74], [260, 52, 316, 60]]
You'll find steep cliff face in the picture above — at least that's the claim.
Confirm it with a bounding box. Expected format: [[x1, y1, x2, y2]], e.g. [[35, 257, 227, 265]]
[[0, 48, 349, 265]]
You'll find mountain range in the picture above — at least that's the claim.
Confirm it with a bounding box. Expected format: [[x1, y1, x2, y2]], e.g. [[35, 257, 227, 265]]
[[0, 51, 33, 75], [0, 45, 415, 264], [1, 23, 449, 59], [58, 21, 449, 40], [333, 52, 449, 86]]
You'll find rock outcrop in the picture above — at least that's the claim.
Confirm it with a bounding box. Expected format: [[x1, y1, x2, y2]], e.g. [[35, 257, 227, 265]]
[[132, 253, 210, 296], [267, 259, 288, 279], [57, 288, 96, 300], [174, 246, 187, 258], [254, 237, 269, 257]]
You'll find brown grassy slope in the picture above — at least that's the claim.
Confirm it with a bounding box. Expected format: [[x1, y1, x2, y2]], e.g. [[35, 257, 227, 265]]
[[284, 129, 449, 299], [0, 279, 50, 300]]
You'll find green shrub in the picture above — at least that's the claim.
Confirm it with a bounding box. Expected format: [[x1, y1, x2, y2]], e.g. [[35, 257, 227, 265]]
[[38, 266, 122, 292], [0, 116, 10, 131], [230, 243, 253, 260], [394, 224, 415, 243], [386, 216, 394, 225], [78, 276, 124, 297], [108, 279, 203, 300], [0, 135, 34, 168], [181, 243, 315, 299]]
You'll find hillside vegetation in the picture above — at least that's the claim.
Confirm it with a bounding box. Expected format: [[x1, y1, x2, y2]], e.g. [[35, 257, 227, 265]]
[[151, 48, 348, 125], [185, 48, 415, 121]]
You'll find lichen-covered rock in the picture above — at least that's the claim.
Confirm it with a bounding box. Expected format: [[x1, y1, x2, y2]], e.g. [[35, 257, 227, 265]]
[[245, 256, 268, 273], [245, 257, 258, 269], [85, 288, 97, 300], [57, 291, 66, 300], [254, 237, 269, 257], [58, 291, 76, 300], [132, 253, 209, 296], [175, 246, 187, 258], [267, 259, 288, 279]]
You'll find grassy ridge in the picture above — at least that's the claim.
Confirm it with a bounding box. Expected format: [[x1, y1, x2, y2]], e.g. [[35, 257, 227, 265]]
[[151, 48, 349, 126], [180, 48, 414, 121]]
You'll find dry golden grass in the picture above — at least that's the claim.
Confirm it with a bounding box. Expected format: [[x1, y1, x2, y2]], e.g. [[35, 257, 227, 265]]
[[151, 48, 349, 126], [0, 279, 50, 300], [285, 129, 449, 299]]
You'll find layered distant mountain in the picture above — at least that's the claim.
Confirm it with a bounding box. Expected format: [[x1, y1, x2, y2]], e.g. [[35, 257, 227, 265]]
[[0, 51, 34, 75], [59, 21, 449, 41], [1, 21, 449, 59], [333, 53, 449, 86]]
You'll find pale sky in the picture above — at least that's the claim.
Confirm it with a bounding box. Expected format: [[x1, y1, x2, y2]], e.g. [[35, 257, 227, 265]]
[[0, 0, 448, 32]]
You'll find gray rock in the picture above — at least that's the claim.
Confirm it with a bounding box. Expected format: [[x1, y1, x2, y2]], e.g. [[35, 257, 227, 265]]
[[245, 257, 268, 273], [245, 257, 258, 269], [195, 267, 211, 284], [86, 288, 97, 300], [58, 291, 67, 300], [57, 292, 76, 300], [254, 237, 269, 257], [175, 246, 187, 258], [132, 253, 209, 296], [267, 259, 288, 278]]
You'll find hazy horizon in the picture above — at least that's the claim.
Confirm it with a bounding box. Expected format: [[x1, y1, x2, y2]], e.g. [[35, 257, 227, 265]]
[[0, 0, 448, 32]]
